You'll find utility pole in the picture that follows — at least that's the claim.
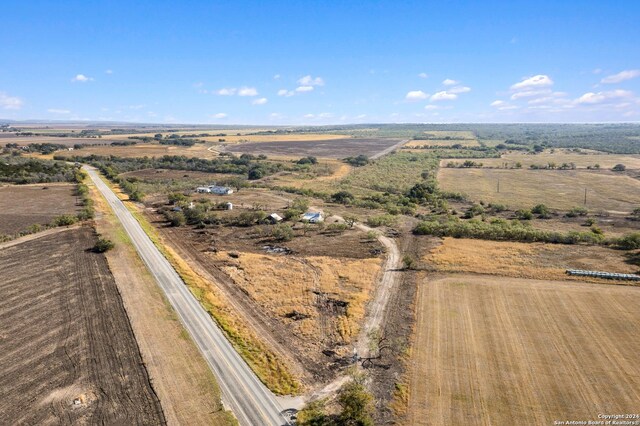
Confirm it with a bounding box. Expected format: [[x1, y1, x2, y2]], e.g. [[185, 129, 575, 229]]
[[584, 188, 587, 206], [497, 179, 500, 193]]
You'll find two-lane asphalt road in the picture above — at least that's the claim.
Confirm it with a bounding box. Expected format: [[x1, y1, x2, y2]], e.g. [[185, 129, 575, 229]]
[[85, 166, 289, 426]]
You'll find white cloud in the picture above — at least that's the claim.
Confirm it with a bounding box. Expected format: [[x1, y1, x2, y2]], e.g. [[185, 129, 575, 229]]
[[105, 69, 113, 74], [0, 92, 23, 110], [449, 85, 471, 94], [431, 91, 457, 101], [71, 74, 93, 82], [510, 74, 553, 90], [575, 89, 634, 104], [511, 74, 553, 90], [277, 89, 295, 97], [303, 113, 315, 119], [405, 90, 429, 101], [273, 74, 281, 80], [592, 68, 603, 75], [418, 72, 428, 79], [212, 113, 228, 119], [252, 97, 268, 105], [490, 100, 505, 107], [237, 87, 258, 96], [47, 108, 71, 114], [355, 114, 367, 119], [297, 75, 324, 86], [217, 88, 236, 95], [601, 69, 640, 84], [295, 85, 314, 93], [442, 79, 458, 86], [318, 112, 333, 119]]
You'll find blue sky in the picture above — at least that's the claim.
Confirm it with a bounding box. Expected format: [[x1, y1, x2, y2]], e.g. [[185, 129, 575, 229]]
[[1, 0, 639, 124]]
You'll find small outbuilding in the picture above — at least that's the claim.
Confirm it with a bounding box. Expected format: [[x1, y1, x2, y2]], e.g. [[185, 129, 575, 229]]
[[266, 213, 283, 223], [195, 186, 211, 193]]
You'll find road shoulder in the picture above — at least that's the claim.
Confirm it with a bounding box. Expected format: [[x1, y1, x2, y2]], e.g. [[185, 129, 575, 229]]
[[87, 175, 235, 426]]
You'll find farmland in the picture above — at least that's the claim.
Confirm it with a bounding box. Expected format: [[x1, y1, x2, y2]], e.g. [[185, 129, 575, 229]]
[[228, 137, 403, 158], [53, 142, 221, 159], [408, 274, 640, 425], [426, 237, 638, 282], [438, 167, 640, 212], [0, 183, 80, 236], [443, 149, 640, 169], [0, 227, 165, 424]]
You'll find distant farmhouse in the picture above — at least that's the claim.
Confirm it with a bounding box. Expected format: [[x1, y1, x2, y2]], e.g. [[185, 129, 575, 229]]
[[195, 185, 234, 195]]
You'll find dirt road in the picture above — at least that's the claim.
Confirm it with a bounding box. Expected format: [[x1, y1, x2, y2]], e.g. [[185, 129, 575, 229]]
[[85, 166, 290, 426]]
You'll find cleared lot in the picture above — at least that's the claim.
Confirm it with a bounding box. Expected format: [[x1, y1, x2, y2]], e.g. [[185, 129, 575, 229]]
[[409, 274, 640, 425], [0, 227, 165, 424], [0, 184, 80, 235]]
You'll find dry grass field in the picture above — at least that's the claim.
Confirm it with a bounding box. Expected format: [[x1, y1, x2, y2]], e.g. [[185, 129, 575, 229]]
[[53, 142, 220, 159], [426, 237, 638, 281], [438, 167, 640, 212], [228, 138, 403, 159], [218, 251, 381, 349], [0, 183, 80, 235], [0, 227, 165, 424], [0, 134, 109, 147], [442, 149, 640, 169], [408, 274, 640, 425]]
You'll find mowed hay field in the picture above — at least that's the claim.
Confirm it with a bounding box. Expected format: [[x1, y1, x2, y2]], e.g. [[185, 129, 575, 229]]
[[0, 184, 80, 235], [0, 227, 164, 424], [426, 237, 638, 282], [409, 274, 640, 425], [228, 138, 403, 159], [443, 150, 640, 169], [438, 167, 640, 212]]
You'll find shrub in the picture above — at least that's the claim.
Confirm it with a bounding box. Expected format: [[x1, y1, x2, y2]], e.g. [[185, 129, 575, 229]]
[[366, 214, 397, 227], [331, 191, 355, 204], [337, 381, 375, 426], [566, 206, 588, 218], [271, 224, 294, 241], [52, 215, 78, 226], [532, 204, 551, 218], [515, 209, 533, 220], [93, 238, 115, 253], [612, 164, 626, 172], [614, 233, 640, 250]]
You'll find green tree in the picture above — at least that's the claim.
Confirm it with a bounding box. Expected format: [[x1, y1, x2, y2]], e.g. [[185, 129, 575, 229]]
[[337, 381, 375, 426]]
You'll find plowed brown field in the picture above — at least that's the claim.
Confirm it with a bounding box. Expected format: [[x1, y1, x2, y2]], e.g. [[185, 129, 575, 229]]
[[0, 227, 165, 424]]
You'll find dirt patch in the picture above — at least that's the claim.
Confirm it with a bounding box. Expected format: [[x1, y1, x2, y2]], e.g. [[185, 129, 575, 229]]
[[0, 183, 80, 235], [408, 274, 640, 425], [228, 138, 403, 159], [0, 227, 165, 424]]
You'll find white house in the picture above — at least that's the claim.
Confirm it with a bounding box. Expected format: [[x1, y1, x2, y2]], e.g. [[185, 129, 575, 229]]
[[209, 185, 234, 195], [302, 212, 324, 223]]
